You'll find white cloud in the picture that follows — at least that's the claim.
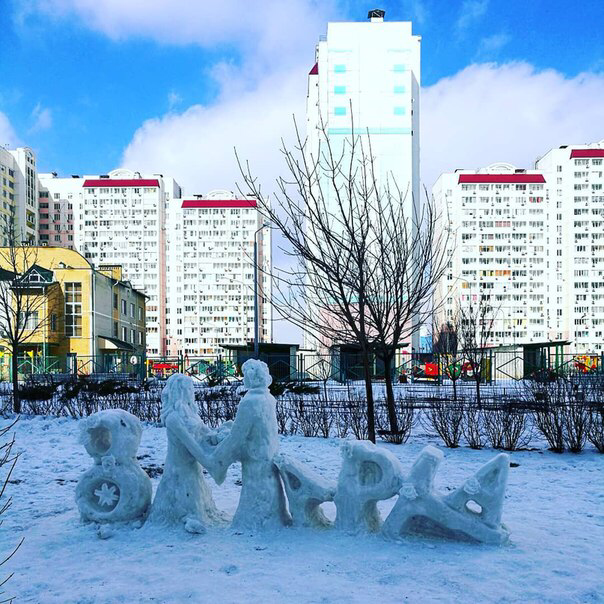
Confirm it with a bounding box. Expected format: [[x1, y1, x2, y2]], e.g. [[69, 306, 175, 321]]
[[29, 103, 53, 133], [0, 111, 20, 147], [167, 91, 182, 111], [475, 32, 510, 59], [422, 62, 604, 188], [24, 0, 335, 76], [456, 0, 489, 31], [122, 66, 306, 194]]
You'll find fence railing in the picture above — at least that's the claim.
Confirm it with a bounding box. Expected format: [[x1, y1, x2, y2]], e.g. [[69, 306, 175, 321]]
[[1, 348, 602, 385]]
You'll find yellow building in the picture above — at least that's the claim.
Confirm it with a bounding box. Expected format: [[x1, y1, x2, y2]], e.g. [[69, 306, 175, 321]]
[[0, 246, 146, 377]]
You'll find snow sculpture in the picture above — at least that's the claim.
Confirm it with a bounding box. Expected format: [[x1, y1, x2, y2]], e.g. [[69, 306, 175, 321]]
[[210, 359, 291, 530], [274, 453, 336, 528], [148, 373, 225, 533], [334, 441, 404, 533], [381, 446, 510, 544], [76, 409, 152, 524]]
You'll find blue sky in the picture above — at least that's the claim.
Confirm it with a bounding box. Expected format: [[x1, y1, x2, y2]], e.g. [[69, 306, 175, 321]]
[[1, 0, 604, 187]]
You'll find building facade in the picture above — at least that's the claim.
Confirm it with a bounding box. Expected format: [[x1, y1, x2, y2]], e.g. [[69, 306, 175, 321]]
[[165, 191, 272, 357], [38, 169, 182, 356], [0, 247, 145, 377], [306, 9, 421, 352], [535, 142, 604, 353], [0, 146, 38, 244], [434, 140, 604, 354]]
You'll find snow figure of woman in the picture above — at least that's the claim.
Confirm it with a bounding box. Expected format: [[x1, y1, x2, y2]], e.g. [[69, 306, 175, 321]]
[[148, 373, 226, 533], [210, 359, 290, 530]]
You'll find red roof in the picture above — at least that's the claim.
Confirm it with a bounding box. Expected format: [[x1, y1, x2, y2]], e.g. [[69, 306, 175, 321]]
[[458, 174, 546, 184], [309, 63, 318, 75], [83, 179, 160, 187], [181, 199, 257, 209], [570, 149, 604, 158]]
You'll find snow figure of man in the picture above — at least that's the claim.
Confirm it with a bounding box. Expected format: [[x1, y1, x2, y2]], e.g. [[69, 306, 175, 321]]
[[210, 359, 290, 530], [148, 373, 225, 533]]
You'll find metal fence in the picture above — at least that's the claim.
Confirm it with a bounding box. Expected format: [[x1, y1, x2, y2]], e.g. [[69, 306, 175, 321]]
[[2, 348, 602, 386]]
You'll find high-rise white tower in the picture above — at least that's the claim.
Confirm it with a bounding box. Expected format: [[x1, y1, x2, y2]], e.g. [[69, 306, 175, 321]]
[[306, 9, 422, 352]]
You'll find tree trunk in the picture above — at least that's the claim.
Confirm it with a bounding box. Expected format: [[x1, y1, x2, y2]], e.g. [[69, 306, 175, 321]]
[[361, 348, 376, 443], [11, 347, 20, 414], [475, 362, 482, 408], [383, 355, 399, 434], [452, 376, 458, 402]]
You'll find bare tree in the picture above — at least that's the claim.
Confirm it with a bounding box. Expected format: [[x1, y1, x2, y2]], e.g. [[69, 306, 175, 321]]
[[458, 293, 497, 407], [0, 420, 22, 603], [0, 223, 60, 413], [364, 180, 448, 436], [238, 117, 379, 440], [239, 114, 447, 441]]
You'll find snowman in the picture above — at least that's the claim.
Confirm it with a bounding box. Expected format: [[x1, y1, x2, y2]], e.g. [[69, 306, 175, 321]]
[[76, 409, 152, 524]]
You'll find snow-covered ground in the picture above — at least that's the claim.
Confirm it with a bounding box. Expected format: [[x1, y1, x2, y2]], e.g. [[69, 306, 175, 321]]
[[1, 415, 603, 604]]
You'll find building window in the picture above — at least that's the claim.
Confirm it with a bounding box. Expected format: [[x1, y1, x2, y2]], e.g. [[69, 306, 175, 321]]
[[50, 313, 57, 331], [20, 311, 39, 330], [130, 329, 135, 344], [393, 106, 406, 115], [334, 64, 346, 73], [138, 306, 143, 321], [138, 331, 143, 345], [334, 107, 347, 116], [113, 321, 118, 337], [121, 299, 126, 314], [393, 85, 405, 94], [393, 64, 405, 72], [65, 282, 82, 336], [113, 293, 118, 309], [130, 302, 135, 318], [122, 326, 127, 341], [334, 85, 346, 94]]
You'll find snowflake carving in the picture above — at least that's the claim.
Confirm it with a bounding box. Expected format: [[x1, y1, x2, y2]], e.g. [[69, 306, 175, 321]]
[[94, 482, 119, 507]]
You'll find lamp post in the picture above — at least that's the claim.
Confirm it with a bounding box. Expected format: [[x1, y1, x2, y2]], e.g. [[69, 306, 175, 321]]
[[253, 223, 269, 359]]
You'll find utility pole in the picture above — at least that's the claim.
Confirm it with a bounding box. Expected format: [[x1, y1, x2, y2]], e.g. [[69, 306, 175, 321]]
[[253, 223, 268, 359]]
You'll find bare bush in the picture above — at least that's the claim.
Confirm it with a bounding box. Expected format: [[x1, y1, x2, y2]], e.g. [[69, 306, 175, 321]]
[[484, 404, 532, 451], [529, 381, 567, 453], [423, 399, 464, 448], [588, 405, 604, 453], [463, 400, 486, 449]]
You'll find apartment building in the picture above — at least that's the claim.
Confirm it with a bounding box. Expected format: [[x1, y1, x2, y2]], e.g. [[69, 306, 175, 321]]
[[38, 169, 182, 355], [434, 140, 604, 354], [306, 9, 422, 352], [0, 247, 145, 377], [0, 146, 38, 244], [165, 190, 272, 356], [536, 142, 604, 352]]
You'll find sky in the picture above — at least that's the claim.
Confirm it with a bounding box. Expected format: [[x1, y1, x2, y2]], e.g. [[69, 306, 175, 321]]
[[2, 0, 604, 190], [2, 0, 604, 342]]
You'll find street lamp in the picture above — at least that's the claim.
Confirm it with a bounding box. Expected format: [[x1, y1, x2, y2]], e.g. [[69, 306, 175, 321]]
[[253, 223, 270, 359]]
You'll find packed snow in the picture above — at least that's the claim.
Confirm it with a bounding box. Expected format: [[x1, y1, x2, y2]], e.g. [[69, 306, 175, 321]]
[[1, 413, 603, 603]]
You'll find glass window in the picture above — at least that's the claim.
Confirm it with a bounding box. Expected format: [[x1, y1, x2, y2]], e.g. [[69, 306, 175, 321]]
[[334, 107, 347, 116], [393, 85, 405, 94], [130, 302, 135, 318], [122, 326, 127, 341], [65, 282, 82, 336], [121, 299, 126, 314], [334, 85, 346, 94], [20, 311, 39, 330], [393, 106, 406, 116], [393, 64, 405, 72], [334, 64, 346, 73], [113, 321, 118, 337], [113, 293, 118, 309]]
